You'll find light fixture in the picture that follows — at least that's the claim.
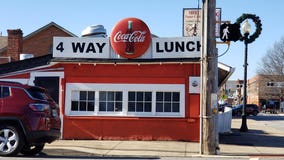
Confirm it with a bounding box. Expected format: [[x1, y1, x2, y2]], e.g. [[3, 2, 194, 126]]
[[241, 20, 251, 34]]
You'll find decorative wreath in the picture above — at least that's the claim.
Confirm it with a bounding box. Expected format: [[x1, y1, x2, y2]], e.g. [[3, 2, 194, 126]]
[[236, 13, 262, 44]]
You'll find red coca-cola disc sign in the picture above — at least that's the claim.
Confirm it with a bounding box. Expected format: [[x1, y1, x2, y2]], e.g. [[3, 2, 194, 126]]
[[110, 17, 151, 59]]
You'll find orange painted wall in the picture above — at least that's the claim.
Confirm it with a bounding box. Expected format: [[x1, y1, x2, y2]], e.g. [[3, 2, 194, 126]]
[[61, 63, 201, 141]]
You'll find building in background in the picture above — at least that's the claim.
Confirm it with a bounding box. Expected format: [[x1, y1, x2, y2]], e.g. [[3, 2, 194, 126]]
[[0, 22, 76, 64], [248, 74, 284, 112], [219, 74, 284, 113]]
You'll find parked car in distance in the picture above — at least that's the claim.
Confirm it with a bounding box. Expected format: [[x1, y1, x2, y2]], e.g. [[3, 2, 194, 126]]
[[232, 104, 260, 116], [262, 104, 279, 114], [0, 81, 61, 156]]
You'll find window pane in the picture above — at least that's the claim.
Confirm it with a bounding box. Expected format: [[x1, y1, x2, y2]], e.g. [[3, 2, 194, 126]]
[[137, 102, 143, 112], [128, 102, 135, 112], [145, 92, 152, 101], [107, 92, 115, 101], [128, 92, 135, 101], [156, 92, 163, 101], [88, 91, 95, 100], [71, 101, 78, 111], [71, 91, 79, 101], [164, 92, 171, 101], [80, 91, 87, 100], [99, 102, 106, 111], [115, 102, 122, 111], [79, 101, 87, 111], [156, 103, 163, 112], [99, 91, 106, 101], [107, 102, 114, 111], [173, 92, 180, 101], [88, 102, 95, 111], [115, 92, 122, 101], [2, 87, 10, 97], [172, 103, 180, 112], [164, 103, 171, 112], [145, 102, 152, 112], [137, 92, 143, 101]]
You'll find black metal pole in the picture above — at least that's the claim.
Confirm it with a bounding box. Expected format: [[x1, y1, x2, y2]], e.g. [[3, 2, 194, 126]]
[[240, 33, 249, 132]]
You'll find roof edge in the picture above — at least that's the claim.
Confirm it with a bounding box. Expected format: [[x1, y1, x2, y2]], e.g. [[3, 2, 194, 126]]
[[24, 22, 77, 40]]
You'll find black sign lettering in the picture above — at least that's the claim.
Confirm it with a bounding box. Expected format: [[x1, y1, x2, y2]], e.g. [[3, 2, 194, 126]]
[[86, 43, 96, 53], [165, 42, 174, 52], [186, 41, 195, 51], [97, 43, 106, 53], [175, 41, 185, 52], [72, 42, 85, 53], [72, 42, 106, 53], [155, 42, 163, 53], [196, 41, 201, 51]]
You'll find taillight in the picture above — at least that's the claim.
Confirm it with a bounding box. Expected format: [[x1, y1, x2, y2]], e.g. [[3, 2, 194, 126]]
[[29, 103, 50, 112]]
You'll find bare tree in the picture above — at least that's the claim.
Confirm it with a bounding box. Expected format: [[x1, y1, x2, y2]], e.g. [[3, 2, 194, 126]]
[[257, 37, 284, 111], [257, 37, 284, 75]]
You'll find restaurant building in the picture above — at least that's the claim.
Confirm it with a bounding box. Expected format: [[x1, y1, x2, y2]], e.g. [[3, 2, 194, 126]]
[[0, 18, 233, 141]]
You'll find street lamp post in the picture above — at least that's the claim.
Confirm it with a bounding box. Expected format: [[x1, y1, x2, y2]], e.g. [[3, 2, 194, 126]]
[[240, 20, 251, 132], [235, 14, 262, 132]]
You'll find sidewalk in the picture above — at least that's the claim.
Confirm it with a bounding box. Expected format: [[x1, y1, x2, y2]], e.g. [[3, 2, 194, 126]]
[[44, 117, 284, 158], [219, 117, 284, 156], [45, 140, 199, 157]]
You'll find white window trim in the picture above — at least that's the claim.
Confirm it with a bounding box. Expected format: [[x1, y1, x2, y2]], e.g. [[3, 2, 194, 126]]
[[65, 83, 185, 118], [29, 71, 64, 86]]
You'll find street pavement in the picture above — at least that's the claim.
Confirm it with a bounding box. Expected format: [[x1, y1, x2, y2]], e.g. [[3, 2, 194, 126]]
[[41, 114, 284, 159], [219, 114, 284, 157]]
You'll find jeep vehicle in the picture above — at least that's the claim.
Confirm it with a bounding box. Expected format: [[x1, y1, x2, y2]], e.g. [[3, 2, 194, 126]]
[[0, 81, 61, 156]]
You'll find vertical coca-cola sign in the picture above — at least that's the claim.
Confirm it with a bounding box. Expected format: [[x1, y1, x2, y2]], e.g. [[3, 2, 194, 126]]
[[110, 17, 151, 59]]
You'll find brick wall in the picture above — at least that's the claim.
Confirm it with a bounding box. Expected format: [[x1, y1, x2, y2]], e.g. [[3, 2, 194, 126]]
[[7, 29, 23, 62], [0, 25, 73, 64], [23, 25, 72, 57]]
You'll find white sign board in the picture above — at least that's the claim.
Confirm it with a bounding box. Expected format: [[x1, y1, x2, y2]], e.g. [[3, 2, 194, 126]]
[[53, 37, 201, 59], [152, 37, 201, 58], [53, 37, 110, 58], [189, 76, 200, 94], [183, 8, 221, 37]]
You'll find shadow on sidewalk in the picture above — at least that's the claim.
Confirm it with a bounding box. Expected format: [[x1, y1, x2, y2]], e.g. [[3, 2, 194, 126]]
[[219, 128, 284, 148]]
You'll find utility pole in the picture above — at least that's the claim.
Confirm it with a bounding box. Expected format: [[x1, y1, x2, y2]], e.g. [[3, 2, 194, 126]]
[[200, 0, 218, 155]]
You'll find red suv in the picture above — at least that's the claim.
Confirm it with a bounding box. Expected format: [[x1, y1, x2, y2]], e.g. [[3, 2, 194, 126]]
[[0, 81, 61, 156]]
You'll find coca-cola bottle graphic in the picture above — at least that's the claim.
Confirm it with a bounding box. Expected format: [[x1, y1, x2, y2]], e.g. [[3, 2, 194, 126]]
[[125, 20, 135, 54]]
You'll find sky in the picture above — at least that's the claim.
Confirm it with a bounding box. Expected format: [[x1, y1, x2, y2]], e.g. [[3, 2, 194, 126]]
[[0, 0, 282, 80]]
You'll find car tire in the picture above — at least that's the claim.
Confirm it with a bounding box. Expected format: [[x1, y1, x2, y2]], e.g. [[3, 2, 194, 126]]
[[0, 125, 24, 156], [252, 111, 258, 116], [20, 144, 45, 156]]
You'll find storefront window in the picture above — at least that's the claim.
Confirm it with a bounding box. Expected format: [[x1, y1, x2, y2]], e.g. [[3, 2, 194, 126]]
[[128, 91, 152, 112], [71, 90, 95, 111], [99, 91, 122, 112], [156, 92, 180, 112], [66, 83, 185, 117]]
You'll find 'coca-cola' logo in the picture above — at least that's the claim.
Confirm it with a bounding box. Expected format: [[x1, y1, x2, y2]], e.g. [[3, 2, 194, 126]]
[[110, 17, 151, 59], [114, 31, 146, 43]]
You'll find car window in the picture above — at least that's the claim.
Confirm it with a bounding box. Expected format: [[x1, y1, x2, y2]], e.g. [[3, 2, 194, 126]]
[[27, 87, 53, 101], [0, 86, 10, 98]]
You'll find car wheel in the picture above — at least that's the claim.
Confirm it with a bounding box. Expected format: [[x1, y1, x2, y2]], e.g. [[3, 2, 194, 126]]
[[252, 111, 258, 116], [21, 144, 45, 156], [0, 125, 24, 156]]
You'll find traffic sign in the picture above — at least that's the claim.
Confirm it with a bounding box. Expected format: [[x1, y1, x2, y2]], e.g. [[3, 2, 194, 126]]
[[220, 23, 242, 42]]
